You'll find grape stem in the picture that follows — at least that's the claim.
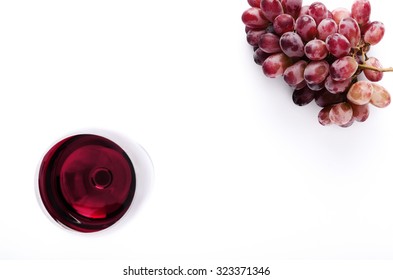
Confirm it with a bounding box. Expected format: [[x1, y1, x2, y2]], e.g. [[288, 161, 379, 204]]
[[358, 64, 393, 72]]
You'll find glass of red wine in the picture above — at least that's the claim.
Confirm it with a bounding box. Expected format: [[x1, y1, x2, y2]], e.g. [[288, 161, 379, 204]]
[[37, 133, 152, 233]]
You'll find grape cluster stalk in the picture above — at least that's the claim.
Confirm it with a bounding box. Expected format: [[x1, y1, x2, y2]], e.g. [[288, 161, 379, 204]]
[[242, 0, 391, 127]]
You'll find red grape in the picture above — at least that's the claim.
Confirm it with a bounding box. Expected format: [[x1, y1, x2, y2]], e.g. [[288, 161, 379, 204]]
[[326, 33, 351, 58], [273, 14, 295, 35], [351, 0, 371, 25], [330, 56, 358, 81], [370, 83, 391, 108], [242, 8, 270, 29], [304, 39, 328, 60], [295, 15, 317, 42], [259, 33, 281, 53], [248, 0, 261, 8], [292, 86, 315, 106], [253, 48, 270, 65], [329, 102, 353, 126], [279, 32, 305, 57], [347, 80, 373, 105], [308, 2, 329, 25], [331, 7, 351, 26], [318, 106, 332, 126], [247, 29, 267, 47], [351, 103, 370, 122], [317, 18, 338, 41], [262, 53, 292, 78], [364, 57, 383, 82], [338, 17, 361, 48], [363, 21, 385, 45], [304, 60, 329, 85], [260, 0, 284, 22], [283, 60, 307, 86], [324, 75, 352, 94], [281, 0, 303, 19]]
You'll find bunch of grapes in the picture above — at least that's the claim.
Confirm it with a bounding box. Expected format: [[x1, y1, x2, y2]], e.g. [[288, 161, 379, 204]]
[[242, 0, 392, 127]]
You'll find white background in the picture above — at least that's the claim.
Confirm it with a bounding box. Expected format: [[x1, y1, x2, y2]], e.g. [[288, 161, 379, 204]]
[[1, 0, 393, 264]]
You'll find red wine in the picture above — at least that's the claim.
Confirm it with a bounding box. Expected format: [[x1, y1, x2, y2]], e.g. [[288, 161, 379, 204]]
[[38, 134, 136, 232]]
